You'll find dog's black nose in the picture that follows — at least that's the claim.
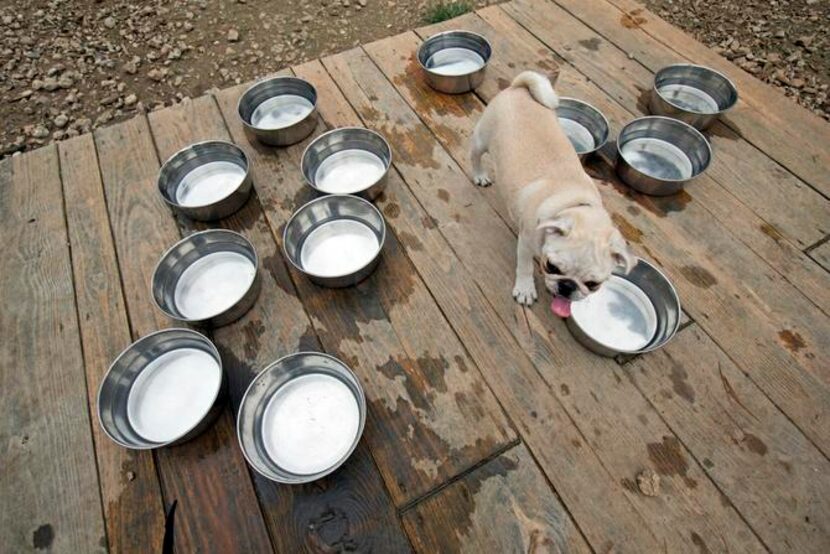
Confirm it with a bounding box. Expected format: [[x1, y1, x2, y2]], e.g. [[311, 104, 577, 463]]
[[558, 279, 577, 297]]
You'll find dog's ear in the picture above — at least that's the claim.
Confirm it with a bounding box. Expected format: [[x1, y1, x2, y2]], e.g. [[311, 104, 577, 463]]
[[610, 230, 636, 274], [536, 216, 573, 237]]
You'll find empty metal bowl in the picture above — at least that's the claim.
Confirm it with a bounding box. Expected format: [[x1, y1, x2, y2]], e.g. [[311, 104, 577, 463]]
[[98, 328, 226, 449], [237, 352, 366, 483], [301, 127, 391, 200], [565, 258, 681, 357], [238, 76, 318, 146], [557, 97, 610, 159], [650, 64, 738, 130], [152, 229, 261, 327], [616, 116, 711, 196], [418, 30, 492, 94], [283, 195, 386, 288], [157, 140, 253, 221]]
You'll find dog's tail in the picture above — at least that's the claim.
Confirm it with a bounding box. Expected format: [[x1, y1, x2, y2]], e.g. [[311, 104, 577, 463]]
[[510, 71, 559, 110]]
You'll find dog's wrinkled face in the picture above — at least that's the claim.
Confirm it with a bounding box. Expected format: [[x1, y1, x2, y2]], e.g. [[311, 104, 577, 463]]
[[537, 207, 634, 314]]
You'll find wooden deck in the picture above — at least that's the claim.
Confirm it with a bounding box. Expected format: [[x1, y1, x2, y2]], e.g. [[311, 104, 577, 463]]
[[2, 0, 828, 551]]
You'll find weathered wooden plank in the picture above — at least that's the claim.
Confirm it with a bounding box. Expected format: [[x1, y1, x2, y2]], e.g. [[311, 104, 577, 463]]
[[809, 240, 830, 273], [534, 0, 830, 195], [629, 324, 830, 552], [212, 72, 515, 506], [402, 443, 592, 553], [477, 5, 830, 316], [147, 94, 412, 550], [58, 134, 166, 553], [319, 45, 769, 552], [0, 146, 107, 552], [94, 116, 274, 553], [411, 9, 830, 457], [360, 34, 765, 552]]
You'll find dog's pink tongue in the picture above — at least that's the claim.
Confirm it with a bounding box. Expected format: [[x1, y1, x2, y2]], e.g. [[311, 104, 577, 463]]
[[551, 296, 572, 318]]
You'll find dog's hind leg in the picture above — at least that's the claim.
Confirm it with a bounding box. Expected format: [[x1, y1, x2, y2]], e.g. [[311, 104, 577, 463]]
[[470, 121, 492, 187]]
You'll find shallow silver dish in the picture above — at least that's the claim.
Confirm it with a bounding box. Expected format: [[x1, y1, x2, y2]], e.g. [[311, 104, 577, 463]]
[[301, 127, 391, 200], [238, 76, 318, 146], [565, 258, 680, 357], [557, 97, 610, 159], [152, 229, 261, 327], [283, 195, 386, 288], [418, 30, 492, 94], [237, 352, 366, 483], [650, 64, 738, 130], [98, 328, 226, 449], [616, 116, 711, 196], [157, 140, 252, 221]]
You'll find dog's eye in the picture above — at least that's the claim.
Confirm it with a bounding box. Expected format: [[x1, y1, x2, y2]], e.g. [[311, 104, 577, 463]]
[[585, 281, 600, 291], [544, 261, 561, 275]]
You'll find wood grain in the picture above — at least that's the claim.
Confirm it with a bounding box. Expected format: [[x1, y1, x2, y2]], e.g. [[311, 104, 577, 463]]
[[58, 134, 166, 553], [212, 76, 515, 506], [629, 324, 830, 552], [359, 34, 765, 552], [809, 240, 830, 273], [0, 146, 107, 552], [94, 115, 274, 553], [539, 0, 830, 195], [403, 444, 591, 553]]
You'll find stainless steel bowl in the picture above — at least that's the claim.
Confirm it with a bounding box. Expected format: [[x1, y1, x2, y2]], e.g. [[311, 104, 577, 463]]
[[301, 127, 391, 200], [152, 229, 261, 327], [616, 116, 711, 196], [157, 140, 253, 221], [556, 97, 610, 160], [237, 352, 366, 483], [650, 64, 738, 130], [565, 258, 681, 357], [238, 76, 318, 146], [417, 30, 492, 94], [98, 328, 226, 449], [283, 195, 386, 288]]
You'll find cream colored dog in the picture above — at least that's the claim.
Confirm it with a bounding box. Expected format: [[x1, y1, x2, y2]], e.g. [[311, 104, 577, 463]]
[[471, 71, 634, 316]]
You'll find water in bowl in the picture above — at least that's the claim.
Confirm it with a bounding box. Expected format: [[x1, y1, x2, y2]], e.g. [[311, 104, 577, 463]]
[[176, 161, 246, 207], [251, 94, 314, 129], [559, 117, 596, 154], [658, 83, 719, 114], [174, 251, 257, 320], [426, 47, 485, 76], [300, 219, 380, 277], [620, 137, 694, 180], [314, 149, 386, 194]]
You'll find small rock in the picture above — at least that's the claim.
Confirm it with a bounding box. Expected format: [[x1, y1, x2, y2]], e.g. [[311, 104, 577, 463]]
[[58, 75, 74, 89], [227, 29, 240, 42], [123, 61, 138, 75], [103, 16, 116, 29], [124, 94, 138, 106], [301, 15, 313, 23], [126, 471, 136, 481], [30, 124, 49, 138], [636, 469, 660, 497], [358, 0, 367, 5], [43, 77, 60, 91], [147, 68, 165, 82], [53, 114, 69, 128]]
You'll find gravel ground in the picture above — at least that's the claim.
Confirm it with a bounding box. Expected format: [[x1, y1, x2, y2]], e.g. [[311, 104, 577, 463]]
[[0, 0, 826, 159], [644, 0, 828, 120]]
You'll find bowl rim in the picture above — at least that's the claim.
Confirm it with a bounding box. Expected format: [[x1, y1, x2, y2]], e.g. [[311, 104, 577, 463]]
[[282, 194, 387, 280], [96, 327, 224, 449], [652, 62, 739, 116], [616, 115, 712, 183], [557, 96, 611, 154], [569, 257, 682, 355], [417, 29, 493, 76], [150, 228, 260, 324], [236, 350, 367, 483], [236, 75, 318, 132], [300, 126, 393, 195], [157, 139, 250, 210]]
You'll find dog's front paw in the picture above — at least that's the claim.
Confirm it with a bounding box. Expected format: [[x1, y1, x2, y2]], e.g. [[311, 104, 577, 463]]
[[473, 173, 493, 187], [512, 277, 538, 305]]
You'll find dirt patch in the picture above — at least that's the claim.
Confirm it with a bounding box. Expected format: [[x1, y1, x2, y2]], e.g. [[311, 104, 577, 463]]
[[644, 0, 829, 120]]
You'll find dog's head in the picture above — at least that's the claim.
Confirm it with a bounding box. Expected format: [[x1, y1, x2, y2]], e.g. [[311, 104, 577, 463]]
[[537, 205, 635, 316]]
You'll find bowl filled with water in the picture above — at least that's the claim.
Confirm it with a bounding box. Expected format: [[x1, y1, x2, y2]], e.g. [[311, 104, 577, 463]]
[[616, 116, 711, 196], [417, 30, 492, 94], [301, 127, 391, 201], [649, 64, 738, 130], [238, 76, 318, 146], [556, 97, 610, 160]]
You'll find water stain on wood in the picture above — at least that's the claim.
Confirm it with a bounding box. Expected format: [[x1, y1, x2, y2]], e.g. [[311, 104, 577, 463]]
[[690, 531, 711, 554], [242, 319, 265, 359], [647, 435, 697, 488], [759, 222, 783, 243], [620, 9, 647, 29], [560, 383, 570, 396], [620, 477, 638, 493], [383, 202, 400, 219], [422, 214, 438, 229], [634, 84, 651, 115], [778, 329, 806, 353], [437, 188, 450, 203], [611, 212, 643, 244], [497, 77, 511, 91], [742, 433, 768, 456], [578, 38, 601, 52], [32, 524, 54, 550], [666, 353, 695, 403], [679, 265, 718, 289]]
